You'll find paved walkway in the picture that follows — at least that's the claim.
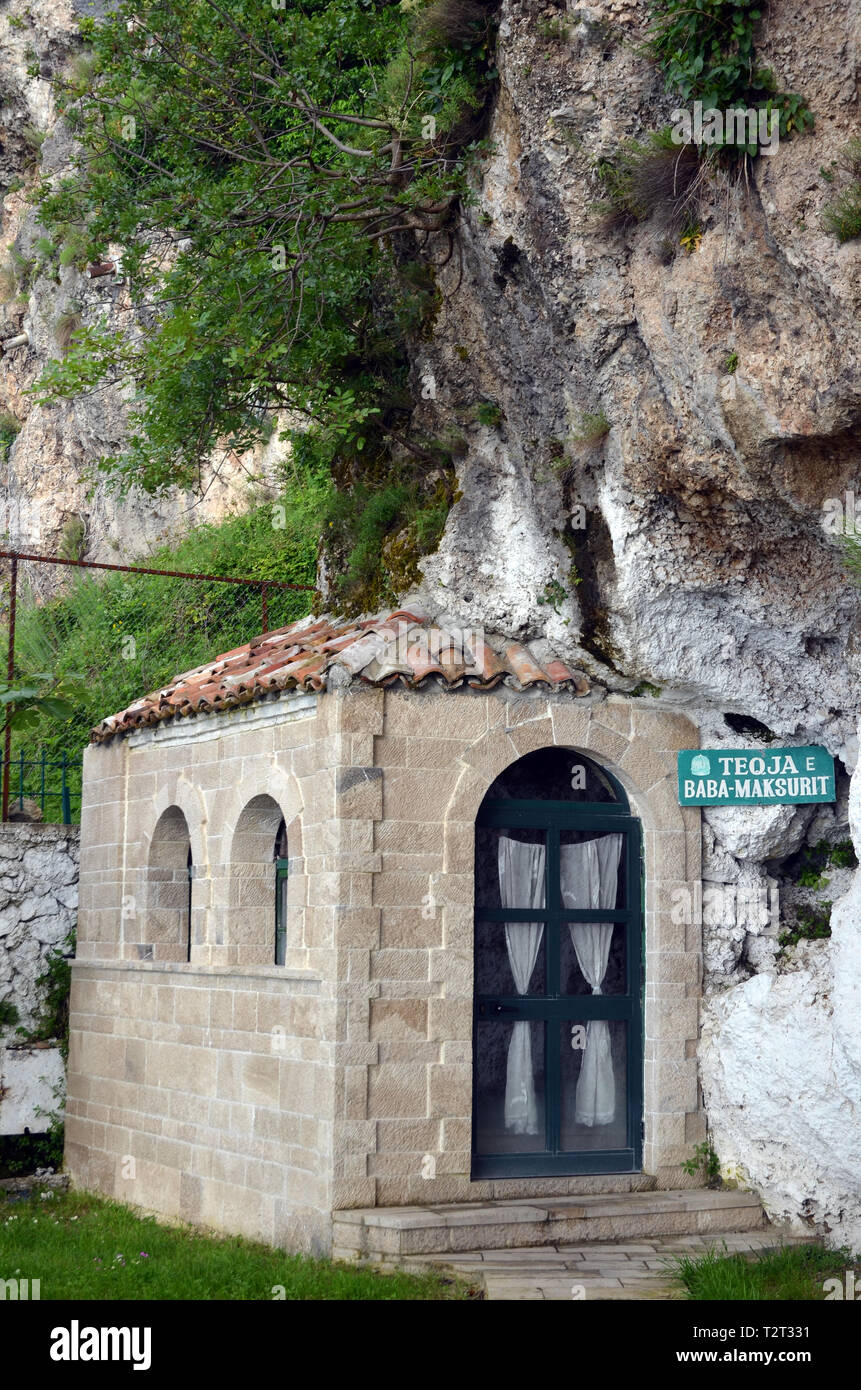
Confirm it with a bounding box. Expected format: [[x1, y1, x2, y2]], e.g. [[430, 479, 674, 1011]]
[[403, 1230, 802, 1300]]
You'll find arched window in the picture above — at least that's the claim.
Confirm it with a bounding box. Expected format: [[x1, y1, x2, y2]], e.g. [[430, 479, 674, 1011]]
[[229, 794, 288, 967], [143, 806, 193, 963], [274, 818, 289, 966]]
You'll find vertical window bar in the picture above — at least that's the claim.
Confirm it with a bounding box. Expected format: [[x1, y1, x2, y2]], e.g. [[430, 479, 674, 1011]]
[[186, 846, 193, 963], [275, 818, 288, 966]]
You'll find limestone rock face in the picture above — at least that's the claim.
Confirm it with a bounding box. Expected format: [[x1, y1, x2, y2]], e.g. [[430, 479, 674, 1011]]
[[0, 0, 272, 579], [413, 0, 861, 756], [0, 823, 79, 1033], [414, 0, 861, 1248], [700, 751, 861, 1249]]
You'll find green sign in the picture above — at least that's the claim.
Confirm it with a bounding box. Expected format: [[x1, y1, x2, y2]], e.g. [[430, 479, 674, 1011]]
[[678, 746, 835, 806]]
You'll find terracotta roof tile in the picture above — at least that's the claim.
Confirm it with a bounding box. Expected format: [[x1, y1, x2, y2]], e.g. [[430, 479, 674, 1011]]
[[91, 609, 591, 742]]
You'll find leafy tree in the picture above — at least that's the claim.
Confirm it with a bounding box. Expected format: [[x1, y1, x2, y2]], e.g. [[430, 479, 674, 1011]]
[[35, 0, 498, 493], [0, 673, 84, 732]]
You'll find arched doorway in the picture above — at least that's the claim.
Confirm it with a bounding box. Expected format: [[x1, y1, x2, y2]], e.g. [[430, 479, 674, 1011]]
[[472, 746, 643, 1179]]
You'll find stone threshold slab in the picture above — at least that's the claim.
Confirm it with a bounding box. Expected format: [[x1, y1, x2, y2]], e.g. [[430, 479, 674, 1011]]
[[336, 1188, 763, 1230], [333, 1188, 767, 1257]]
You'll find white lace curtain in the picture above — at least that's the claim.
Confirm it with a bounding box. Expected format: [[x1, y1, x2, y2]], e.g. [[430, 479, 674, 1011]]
[[497, 832, 624, 1134], [559, 835, 624, 1126], [498, 836, 545, 1134]]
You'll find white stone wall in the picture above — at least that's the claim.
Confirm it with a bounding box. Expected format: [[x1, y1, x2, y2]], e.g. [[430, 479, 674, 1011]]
[[0, 1043, 65, 1135], [0, 823, 79, 1034]]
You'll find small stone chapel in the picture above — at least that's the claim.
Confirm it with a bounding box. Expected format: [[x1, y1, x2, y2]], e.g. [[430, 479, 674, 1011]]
[[65, 605, 728, 1256]]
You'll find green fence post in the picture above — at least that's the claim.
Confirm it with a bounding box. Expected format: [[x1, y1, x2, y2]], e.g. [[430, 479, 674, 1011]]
[[61, 750, 71, 825]]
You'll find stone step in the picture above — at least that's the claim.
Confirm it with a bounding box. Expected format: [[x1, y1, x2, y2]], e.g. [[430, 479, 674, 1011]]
[[400, 1229, 813, 1300], [332, 1188, 767, 1261]]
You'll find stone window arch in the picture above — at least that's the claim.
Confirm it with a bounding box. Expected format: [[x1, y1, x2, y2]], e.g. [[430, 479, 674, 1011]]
[[229, 794, 290, 967], [142, 805, 193, 963]]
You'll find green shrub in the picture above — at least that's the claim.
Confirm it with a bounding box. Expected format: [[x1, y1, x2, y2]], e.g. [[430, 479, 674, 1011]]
[[20, 124, 45, 164], [823, 183, 861, 242], [0, 999, 20, 1032], [323, 470, 455, 612], [630, 680, 662, 698], [537, 17, 570, 42], [681, 1140, 720, 1183], [22, 930, 75, 1059], [829, 838, 858, 869], [537, 579, 567, 614], [3, 482, 327, 804], [570, 409, 610, 443], [779, 903, 831, 951], [474, 400, 503, 427], [645, 1, 813, 146], [0, 410, 20, 464]]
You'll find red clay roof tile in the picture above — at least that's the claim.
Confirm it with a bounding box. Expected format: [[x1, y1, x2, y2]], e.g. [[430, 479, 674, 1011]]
[[91, 609, 590, 742]]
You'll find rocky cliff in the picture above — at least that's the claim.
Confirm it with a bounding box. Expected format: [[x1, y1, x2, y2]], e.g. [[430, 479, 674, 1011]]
[[405, 0, 861, 1245]]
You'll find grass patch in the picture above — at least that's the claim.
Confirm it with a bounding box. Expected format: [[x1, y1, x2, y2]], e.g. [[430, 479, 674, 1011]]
[[823, 183, 861, 242], [570, 409, 610, 444], [0, 1188, 476, 1300], [55, 308, 84, 355], [0, 409, 20, 464], [823, 137, 861, 242], [675, 1241, 855, 1301], [595, 128, 702, 232]]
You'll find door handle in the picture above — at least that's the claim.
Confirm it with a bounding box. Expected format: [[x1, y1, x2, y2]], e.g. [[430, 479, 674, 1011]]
[[494, 1004, 518, 1014]]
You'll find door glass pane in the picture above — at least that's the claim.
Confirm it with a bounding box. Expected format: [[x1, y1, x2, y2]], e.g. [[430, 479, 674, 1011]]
[[475, 1020, 545, 1154], [560, 1019, 627, 1152], [475, 827, 546, 910], [561, 921, 626, 995], [476, 918, 546, 996], [559, 829, 626, 910]]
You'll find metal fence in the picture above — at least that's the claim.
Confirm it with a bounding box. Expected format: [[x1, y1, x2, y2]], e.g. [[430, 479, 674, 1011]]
[[0, 549, 316, 822], [0, 751, 79, 824]]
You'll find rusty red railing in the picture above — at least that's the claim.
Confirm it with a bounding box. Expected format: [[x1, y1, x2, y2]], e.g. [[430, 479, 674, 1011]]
[[0, 548, 316, 820]]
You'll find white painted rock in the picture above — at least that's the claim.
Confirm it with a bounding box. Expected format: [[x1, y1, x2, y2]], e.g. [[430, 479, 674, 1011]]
[[700, 744, 861, 1250], [704, 802, 814, 862]]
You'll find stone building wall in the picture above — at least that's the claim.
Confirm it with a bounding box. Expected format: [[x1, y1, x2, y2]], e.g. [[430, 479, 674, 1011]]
[[331, 686, 703, 1222], [0, 821, 79, 1033], [67, 683, 703, 1254], [67, 690, 342, 1254]]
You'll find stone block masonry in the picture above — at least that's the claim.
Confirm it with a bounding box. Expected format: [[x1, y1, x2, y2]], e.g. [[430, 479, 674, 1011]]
[[66, 683, 705, 1255]]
